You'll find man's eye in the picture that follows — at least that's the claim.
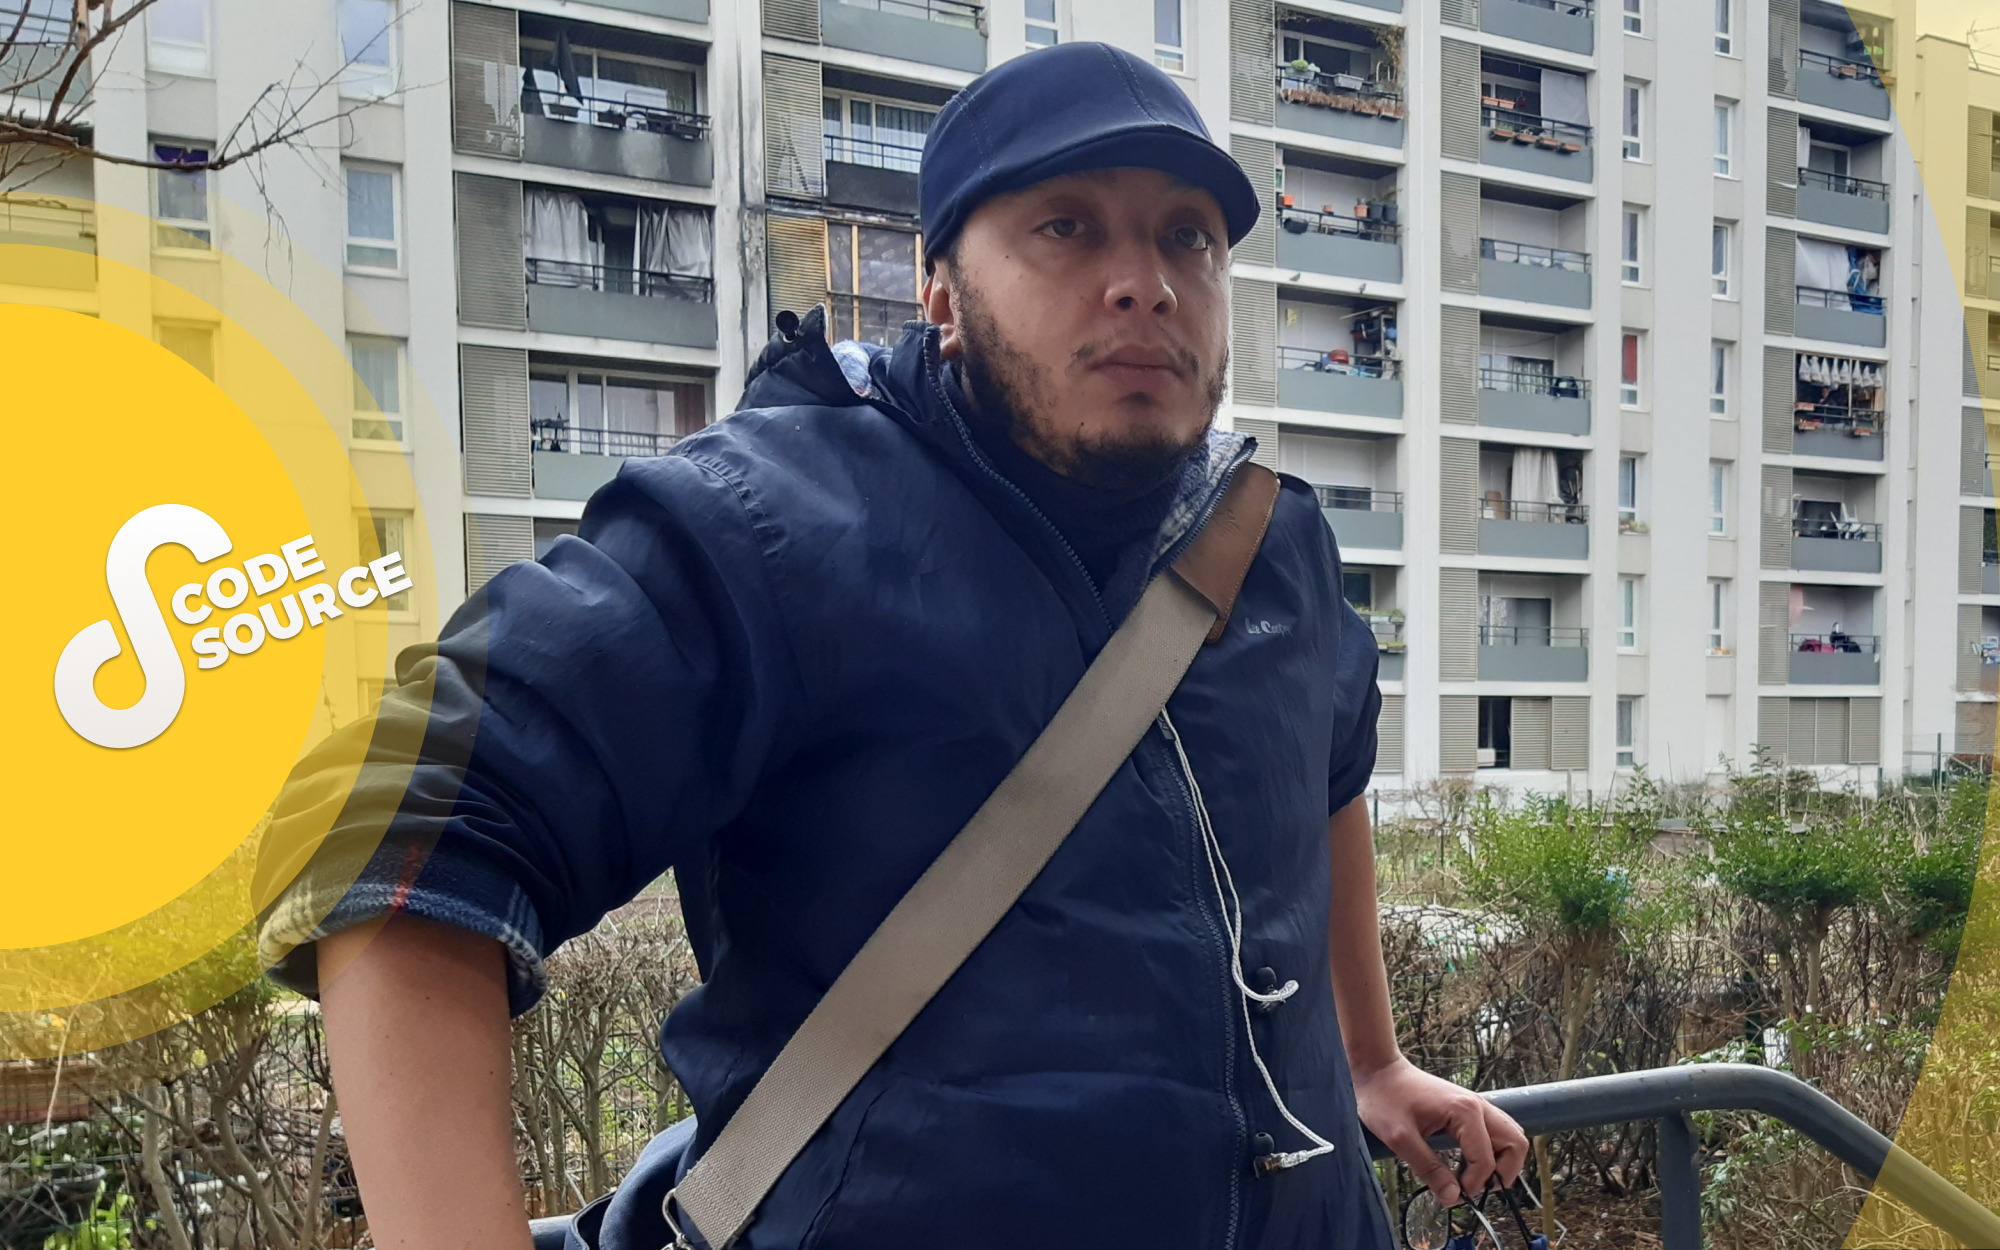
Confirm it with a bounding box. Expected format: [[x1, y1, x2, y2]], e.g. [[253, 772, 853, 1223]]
[[1172, 226, 1215, 252], [1039, 218, 1085, 239]]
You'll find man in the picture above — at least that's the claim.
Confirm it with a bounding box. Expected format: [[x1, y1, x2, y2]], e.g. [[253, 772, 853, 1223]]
[[263, 42, 1527, 1250]]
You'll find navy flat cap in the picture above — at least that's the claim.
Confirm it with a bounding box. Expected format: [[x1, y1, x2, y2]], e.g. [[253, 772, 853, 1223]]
[[920, 42, 1261, 261]]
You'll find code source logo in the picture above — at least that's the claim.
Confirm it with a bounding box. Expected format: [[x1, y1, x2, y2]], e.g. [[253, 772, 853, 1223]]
[[55, 506, 413, 749]]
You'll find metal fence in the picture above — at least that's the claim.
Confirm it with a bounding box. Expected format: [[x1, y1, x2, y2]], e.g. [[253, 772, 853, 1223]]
[[1790, 515, 1882, 541], [524, 86, 709, 140], [830, 0, 983, 28], [1791, 631, 1880, 655], [525, 258, 714, 302], [1798, 167, 1889, 200], [1800, 47, 1884, 85], [530, 419, 686, 458], [1277, 345, 1402, 378], [822, 134, 925, 172], [1479, 624, 1590, 647], [1314, 485, 1404, 513], [1482, 498, 1589, 524], [1481, 237, 1590, 273], [1481, 105, 1593, 149], [1277, 202, 1401, 243], [1479, 365, 1591, 399]]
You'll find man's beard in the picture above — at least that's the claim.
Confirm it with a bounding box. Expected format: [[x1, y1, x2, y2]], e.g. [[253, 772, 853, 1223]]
[[954, 276, 1228, 493]]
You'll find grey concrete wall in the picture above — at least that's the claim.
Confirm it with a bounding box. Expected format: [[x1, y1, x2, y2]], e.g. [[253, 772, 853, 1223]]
[[1788, 650, 1881, 685], [0, 231, 96, 290], [1791, 535, 1883, 574], [1480, 0, 1595, 55], [1479, 517, 1590, 560], [1479, 642, 1590, 682], [1277, 228, 1403, 282], [1378, 650, 1406, 680], [1277, 369, 1404, 418], [1793, 426, 1885, 461], [1325, 507, 1404, 551], [585, 0, 709, 18], [1798, 67, 1891, 120], [1796, 303, 1887, 348], [1986, 563, 1999, 595], [1478, 387, 1592, 435], [523, 116, 713, 187], [821, 1, 987, 73], [1274, 99, 1406, 149], [534, 450, 624, 502], [826, 162, 922, 217], [1798, 185, 1891, 235], [1482, 132, 1594, 184], [1479, 257, 1592, 309], [527, 285, 720, 347]]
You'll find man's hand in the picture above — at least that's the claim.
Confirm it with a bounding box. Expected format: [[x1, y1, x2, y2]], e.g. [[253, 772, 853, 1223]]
[[1351, 1055, 1529, 1207]]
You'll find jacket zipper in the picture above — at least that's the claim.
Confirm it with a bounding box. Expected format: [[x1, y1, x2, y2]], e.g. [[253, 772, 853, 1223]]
[[926, 335, 1252, 1250]]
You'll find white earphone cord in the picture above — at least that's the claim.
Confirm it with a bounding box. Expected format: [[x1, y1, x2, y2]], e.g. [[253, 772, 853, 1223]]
[[1160, 710, 1339, 1173]]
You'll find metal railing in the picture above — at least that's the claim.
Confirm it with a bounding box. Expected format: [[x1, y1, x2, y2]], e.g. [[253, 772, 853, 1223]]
[[1800, 47, 1884, 85], [1791, 514, 1882, 541], [1277, 345, 1402, 379], [1500, 0, 1593, 15], [0, 195, 95, 240], [1481, 237, 1590, 274], [1479, 365, 1591, 400], [1792, 631, 1880, 654], [1371, 1065, 2000, 1250], [1797, 284, 1884, 314], [521, 84, 710, 140], [822, 134, 926, 172], [830, 0, 982, 28], [1480, 624, 1589, 647], [1481, 105, 1593, 150], [529, 419, 684, 458], [1313, 485, 1403, 512], [1792, 401, 1884, 434], [1798, 166, 1889, 200], [525, 258, 713, 302], [1275, 69, 1405, 115], [1277, 202, 1401, 244], [1481, 498, 1589, 524]]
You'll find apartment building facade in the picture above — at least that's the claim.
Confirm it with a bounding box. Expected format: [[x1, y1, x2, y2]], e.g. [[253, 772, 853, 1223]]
[[2, 0, 1986, 790]]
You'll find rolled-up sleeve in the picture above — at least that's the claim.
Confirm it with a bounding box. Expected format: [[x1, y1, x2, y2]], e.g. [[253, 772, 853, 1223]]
[[258, 452, 801, 1015], [1325, 579, 1382, 817]]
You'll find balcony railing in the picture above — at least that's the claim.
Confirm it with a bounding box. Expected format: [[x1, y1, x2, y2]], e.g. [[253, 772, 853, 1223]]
[[522, 85, 710, 141], [0, 195, 95, 239], [1278, 345, 1402, 378], [525, 258, 714, 302], [1505, 0, 1593, 15], [1277, 202, 1401, 244], [832, 0, 982, 27], [1359, 610, 1405, 651], [1791, 515, 1882, 541], [1800, 47, 1883, 85], [1793, 631, 1879, 655], [1480, 624, 1589, 646], [1481, 498, 1589, 524], [1479, 365, 1591, 400], [822, 135, 925, 172], [1481, 237, 1590, 274], [530, 418, 685, 458], [1481, 104, 1592, 151], [1797, 284, 1884, 314], [1792, 400, 1884, 435], [1798, 167, 1889, 200], [1314, 485, 1403, 512], [1276, 69, 1406, 118]]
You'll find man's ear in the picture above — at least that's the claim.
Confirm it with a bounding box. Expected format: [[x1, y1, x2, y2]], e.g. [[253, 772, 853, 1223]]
[[922, 260, 963, 360]]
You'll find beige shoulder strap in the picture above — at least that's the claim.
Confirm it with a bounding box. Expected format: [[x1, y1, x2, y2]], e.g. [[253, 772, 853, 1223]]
[[668, 464, 1282, 1249]]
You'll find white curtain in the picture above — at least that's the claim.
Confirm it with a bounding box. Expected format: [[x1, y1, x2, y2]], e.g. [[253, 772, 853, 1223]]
[[1796, 237, 1851, 307], [638, 204, 714, 295], [523, 189, 599, 283], [1510, 448, 1561, 508], [1540, 69, 1589, 125]]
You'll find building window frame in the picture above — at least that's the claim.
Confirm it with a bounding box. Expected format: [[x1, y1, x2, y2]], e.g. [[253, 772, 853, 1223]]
[[356, 510, 415, 616], [1621, 331, 1644, 408], [1714, 99, 1736, 177], [1622, 0, 1644, 36], [1709, 461, 1729, 534], [349, 335, 407, 446], [152, 138, 213, 251], [528, 363, 711, 458], [1154, 0, 1186, 74], [146, 0, 210, 76], [1618, 454, 1640, 525], [1025, 0, 1061, 47], [1712, 221, 1734, 298], [1621, 205, 1645, 285], [1616, 696, 1639, 767], [1708, 579, 1729, 653], [1618, 578, 1640, 652], [1622, 79, 1647, 162], [1714, 0, 1735, 56], [157, 320, 217, 380], [339, 0, 400, 101], [1710, 341, 1730, 415], [344, 162, 402, 274], [822, 90, 938, 171]]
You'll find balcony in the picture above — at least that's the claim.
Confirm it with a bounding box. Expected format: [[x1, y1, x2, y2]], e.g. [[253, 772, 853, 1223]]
[[1796, 286, 1885, 349], [521, 90, 713, 186], [1790, 515, 1883, 574], [525, 259, 718, 348], [1361, 610, 1406, 680], [821, 0, 986, 74], [1480, 0, 1594, 55], [1276, 69, 1406, 149], [1277, 200, 1402, 282], [1315, 485, 1403, 552], [1793, 406, 1884, 463], [531, 423, 688, 501], [1481, 106, 1593, 184], [1479, 624, 1590, 682], [1480, 239, 1590, 310], [1787, 632, 1881, 685], [1479, 498, 1590, 560], [1479, 366, 1590, 436], [1277, 347, 1404, 418], [0, 197, 96, 290], [1797, 49, 1890, 121], [823, 136, 923, 216], [1798, 168, 1890, 235]]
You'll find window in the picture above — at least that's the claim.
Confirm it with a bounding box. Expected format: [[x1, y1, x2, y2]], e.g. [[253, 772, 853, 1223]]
[[1711, 222, 1733, 298], [823, 93, 936, 172], [147, 0, 209, 75], [827, 223, 923, 346], [1621, 332, 1643, 407], [350, 336, 405, 443], [1710, 341, 1729, 415], [1154, 0, 1184, 73], [1621, 206, 1644, 284], [529, 365, 708, 457], [1616, 697, 1639, 767], [1622, 0, 1644, 35], [340, 0, 398, 99], [1026, 0, 1060, 46], [1622, 80, 1646, 161], [1342, 569, 1375, 610], [1708, 462, 1729, 534], [1714, 0, 1734, 55], [357, 512, 412, 612], [1618, 455, 1640, 524], [344, 163, 400, 271], [1708, 579, 1729, 652], [157, 322, 215, 380], [1714, 100, 1735, 176], [152, 139, 211, 249], [1618, 579, 1640, 651], [1478, 696, 1512, 770], [534, 518, 580, 561]]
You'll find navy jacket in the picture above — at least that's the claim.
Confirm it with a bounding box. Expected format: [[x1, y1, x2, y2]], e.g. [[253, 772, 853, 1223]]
[[262, 312, 1389, 1250]]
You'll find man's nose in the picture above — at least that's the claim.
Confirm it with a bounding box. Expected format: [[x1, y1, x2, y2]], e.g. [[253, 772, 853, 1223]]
[[1101, 237, 1178, 317]]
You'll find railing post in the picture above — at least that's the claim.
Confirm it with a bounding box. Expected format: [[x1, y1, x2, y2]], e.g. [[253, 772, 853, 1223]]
[[1657, 1113, 1701, 1250]]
